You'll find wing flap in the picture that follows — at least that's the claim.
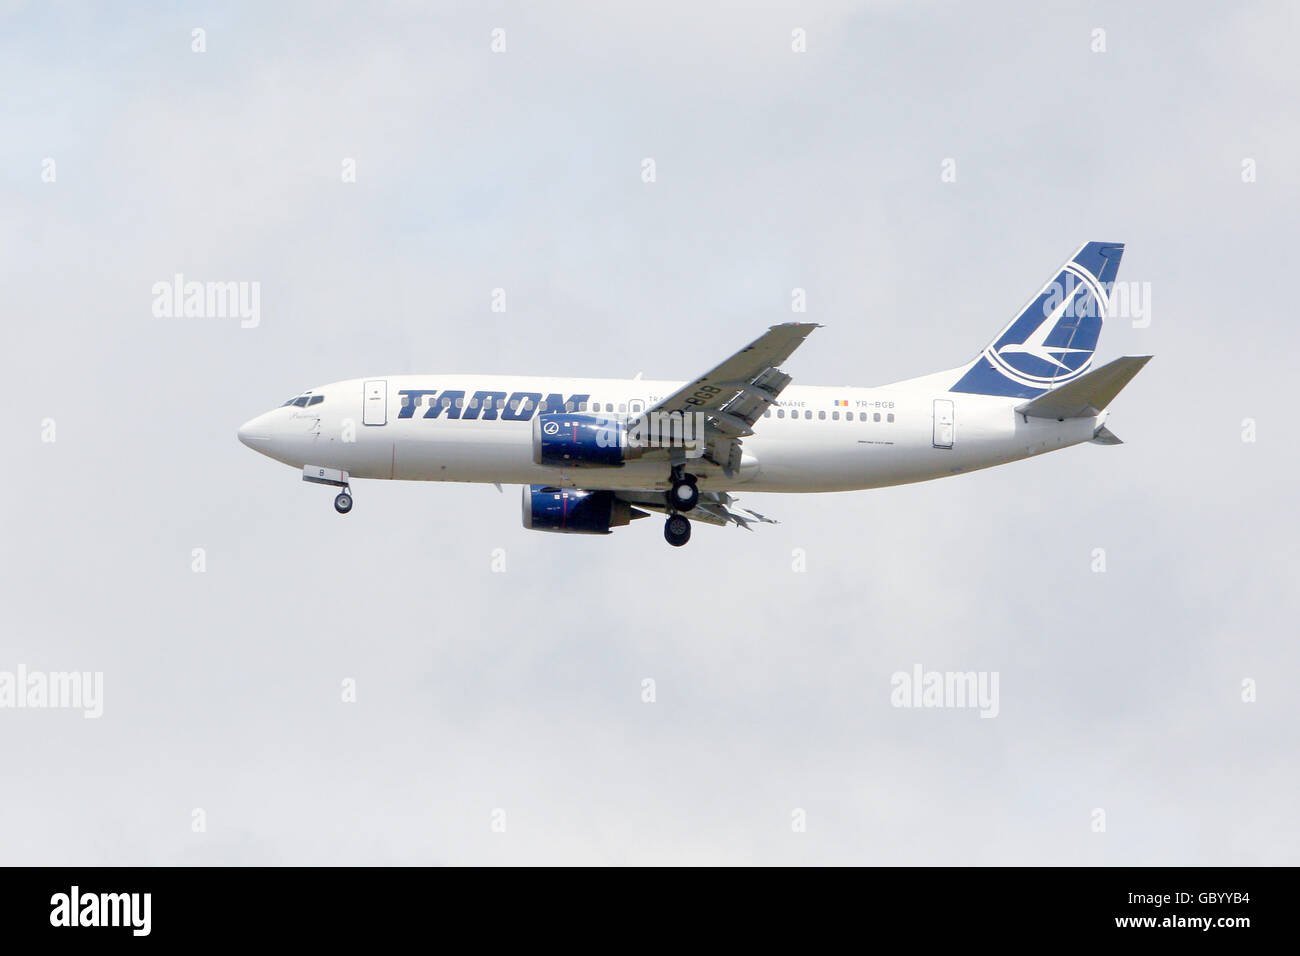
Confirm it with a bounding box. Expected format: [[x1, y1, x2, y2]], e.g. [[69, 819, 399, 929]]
[[614, 490, 778, 529]]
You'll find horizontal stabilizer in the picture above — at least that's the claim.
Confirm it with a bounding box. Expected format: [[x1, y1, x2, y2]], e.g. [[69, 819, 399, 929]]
[[1091, 424, 1123, 445], [1014, 356, 1152, 420]]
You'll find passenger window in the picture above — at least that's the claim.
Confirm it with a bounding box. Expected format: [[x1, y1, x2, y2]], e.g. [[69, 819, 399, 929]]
[[777, 409, 785, 419], [887, 413, 895, 423], [804, 410, 812, 420], [565, 402, 574, 412], [818, 410, 826, 420], [455, 397, 464, 408], [859, 412, 868, 421], [873, 413, 881, 422], [619, 403, 626, 413], [606, 403, 613, 413], [832, 411, 839, 421], [580, 403, 588, 412], [469, 397, 479, 409], [764, 409, 771, 418]]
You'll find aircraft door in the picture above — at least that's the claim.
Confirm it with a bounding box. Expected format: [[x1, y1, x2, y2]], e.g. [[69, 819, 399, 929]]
[[363, 380, 387, 426], [933, 399, 954, 449]]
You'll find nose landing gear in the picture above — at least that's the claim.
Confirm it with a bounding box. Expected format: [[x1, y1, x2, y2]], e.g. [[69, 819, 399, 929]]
[[303, 466, 355, 515]]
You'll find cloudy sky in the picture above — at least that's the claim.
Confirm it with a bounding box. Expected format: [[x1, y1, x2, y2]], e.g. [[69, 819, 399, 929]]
[[2, 0, 1296, 864]]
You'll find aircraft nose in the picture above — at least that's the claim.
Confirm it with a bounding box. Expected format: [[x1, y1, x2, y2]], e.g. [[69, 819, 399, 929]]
[[237, 412, 273, 449]]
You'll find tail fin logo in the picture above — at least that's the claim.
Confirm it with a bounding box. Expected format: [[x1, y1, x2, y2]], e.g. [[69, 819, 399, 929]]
[[984, 263, 1107, 389], [998, 282, 1092, 370], [950, 242, 1124, 399]]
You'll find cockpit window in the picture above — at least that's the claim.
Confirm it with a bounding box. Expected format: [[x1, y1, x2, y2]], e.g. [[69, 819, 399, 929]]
[[281, 392, 323, 407]]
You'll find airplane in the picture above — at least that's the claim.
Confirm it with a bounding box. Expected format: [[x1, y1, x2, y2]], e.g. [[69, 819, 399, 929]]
[[238, 242, 1151, 547]]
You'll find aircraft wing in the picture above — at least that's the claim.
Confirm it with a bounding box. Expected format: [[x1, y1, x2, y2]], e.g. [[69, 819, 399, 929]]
[[637, 322, 819, 476]]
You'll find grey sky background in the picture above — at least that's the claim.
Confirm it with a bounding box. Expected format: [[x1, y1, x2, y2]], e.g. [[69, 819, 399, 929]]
[[3, 1, 1296, 864]]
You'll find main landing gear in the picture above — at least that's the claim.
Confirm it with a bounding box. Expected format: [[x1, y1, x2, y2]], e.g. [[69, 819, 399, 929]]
[[668, 468, 699, 512], [664, 513, 691, 547], [663, 465, 697, 547], [334, 489, 353, 514]]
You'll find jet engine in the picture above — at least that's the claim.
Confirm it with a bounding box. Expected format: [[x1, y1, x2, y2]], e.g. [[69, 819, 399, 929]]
[[521, 485, 643, 534], [531, 413, 644, 467]]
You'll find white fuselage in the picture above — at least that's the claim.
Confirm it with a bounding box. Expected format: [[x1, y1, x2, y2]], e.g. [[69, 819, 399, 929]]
[[237, 371, 1099, 494]]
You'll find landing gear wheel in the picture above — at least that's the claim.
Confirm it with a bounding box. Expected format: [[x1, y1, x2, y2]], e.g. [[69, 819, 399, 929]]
[[669, 473, 699, 512], [664, 513, 692, 547], [334, 491, 353, 514]]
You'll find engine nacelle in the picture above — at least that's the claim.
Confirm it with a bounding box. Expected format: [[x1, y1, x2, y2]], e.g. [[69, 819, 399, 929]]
[[532, 413, 641, 467], [521, 485, 638, 534]]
